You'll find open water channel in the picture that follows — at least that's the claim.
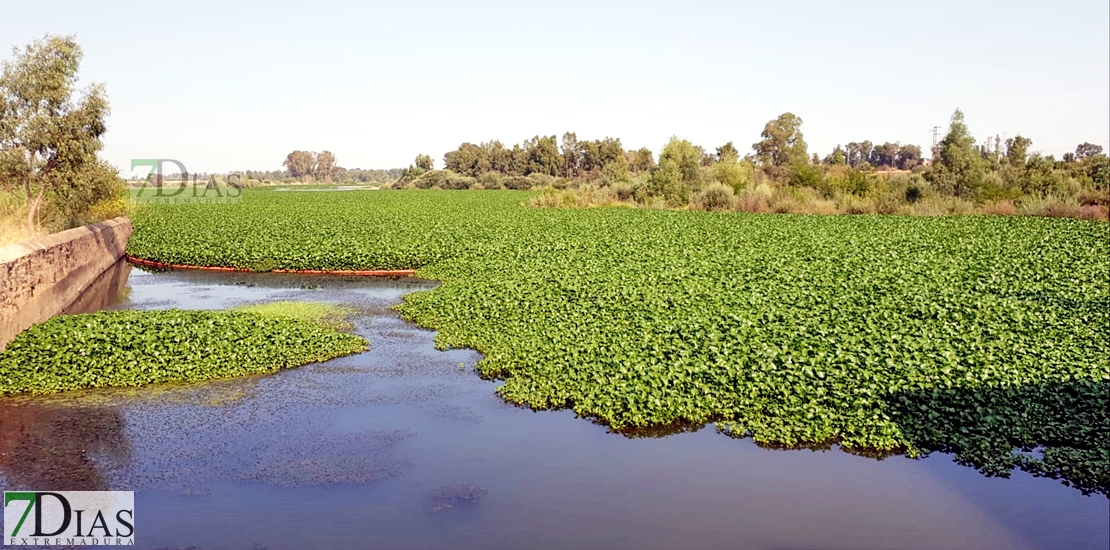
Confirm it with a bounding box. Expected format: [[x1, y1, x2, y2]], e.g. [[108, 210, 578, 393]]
[[0, 266, 1106, 549]]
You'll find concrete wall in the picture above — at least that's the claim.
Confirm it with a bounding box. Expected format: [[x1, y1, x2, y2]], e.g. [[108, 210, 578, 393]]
[[0, 217, 132, 350]]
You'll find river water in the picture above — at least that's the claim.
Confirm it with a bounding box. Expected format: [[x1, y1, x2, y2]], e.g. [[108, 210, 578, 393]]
[[0, 268, 1106, 550]]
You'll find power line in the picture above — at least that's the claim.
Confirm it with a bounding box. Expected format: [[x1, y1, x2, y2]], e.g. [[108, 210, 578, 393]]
[[1014, 109, 1110, 134], [1027, 119, 1110, 142]]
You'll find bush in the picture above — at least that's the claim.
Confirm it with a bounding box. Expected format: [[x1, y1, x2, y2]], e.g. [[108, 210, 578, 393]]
[[1077, 188, 1109, 206], [478, 172, 504, 189], [874, 193, 903, 215], [528, 173, 557, 189], [837, 195, 875, 215], [980, 200, 1018, 216], [693, 182, 735, 211], [904, 185, 923, 204], [412, 170, 477, 190], [502, 176, 533, 190], [824, 165, 876, 196], [612, 182, 635, 202], [788, 161, 822, 188], [1017, 195, 1084, 219], [710, 159, 753, 192], [43, 160, 125, 231], [735, 184, 775, 213]]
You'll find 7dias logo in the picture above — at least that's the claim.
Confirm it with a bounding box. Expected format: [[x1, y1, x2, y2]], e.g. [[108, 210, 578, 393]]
[[4, 491, 134, 546]]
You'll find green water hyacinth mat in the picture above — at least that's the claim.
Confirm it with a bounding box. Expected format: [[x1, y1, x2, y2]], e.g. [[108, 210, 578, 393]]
[[127, 189, 1110, 494], [0, 309, 368, 395]]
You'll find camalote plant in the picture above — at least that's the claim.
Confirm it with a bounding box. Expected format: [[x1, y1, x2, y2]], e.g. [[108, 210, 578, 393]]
[[127, 189, 1109, 493], [0, 308, 367, 395]]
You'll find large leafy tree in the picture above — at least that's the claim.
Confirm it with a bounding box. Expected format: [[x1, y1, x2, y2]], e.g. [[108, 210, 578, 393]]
[[526, 135, 561, 177], [649, 136, 703, 205], [715, 142, 739, 163], [1075, 142, 1104, 160], [752, 113, 808, 168], [314, 150, 337, 181], [1005, 135, 1032, 167], [824, 145, 847, 165], [869, 142, 901, 169], [283, 150, 316, 179], [897, 144, 922, 170], [0, 35, 114, 230], [931, 109, 984, 197], [560, 132, 578, 178], [628, 147, 655, 173]]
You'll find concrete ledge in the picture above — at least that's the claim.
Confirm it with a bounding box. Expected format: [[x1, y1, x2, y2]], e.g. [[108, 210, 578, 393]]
[[0, 217, 133, 350]]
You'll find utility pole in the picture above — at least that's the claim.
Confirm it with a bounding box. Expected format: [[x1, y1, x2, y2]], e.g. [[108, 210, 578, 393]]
[[931, 126, 941, 161]]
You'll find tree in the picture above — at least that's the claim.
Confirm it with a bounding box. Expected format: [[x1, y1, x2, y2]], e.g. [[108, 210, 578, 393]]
[[824, 145, 847, 165], [0, 35, 113, 230], [561, 132, 579, 178], [443, 142, 491, 177], [650, 136, 703, 205], [526, 135, 561, 176], [869, 142, 900, 169], [710, 156, 753, 192], [897, 144, 922, 170], [283, 150, 315, 179], [314, 150, 337, 182], [845, 141, 873, 168], [1076, 142, 1104, 160], [1004, 135, 1032, 167], [716, 142, 739, 163], [506, 144, 528, 176], [752, 113, 808, 169], [601, 152, 630, 183], [931, 109, 984, 197], [629, 147, 655, 173], [415, 154, 433, 171], [484, 141, 511, 174]]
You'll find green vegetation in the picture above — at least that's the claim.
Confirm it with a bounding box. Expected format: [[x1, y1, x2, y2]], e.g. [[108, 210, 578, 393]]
[[232, 301, 357, 330], [128, 190, 1110, 493], [0, 35, 126, 241], [0, 308, 367, 395], [387, 111, 1107, 221]]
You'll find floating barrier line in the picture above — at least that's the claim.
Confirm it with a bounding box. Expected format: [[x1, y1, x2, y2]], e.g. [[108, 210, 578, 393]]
[[125, 255, 417, 277]]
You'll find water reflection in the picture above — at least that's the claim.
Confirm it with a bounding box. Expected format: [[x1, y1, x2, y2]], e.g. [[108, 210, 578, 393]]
[[64, 258, 132, 315], [0, 401, 130, 490], [888, 378, 1110, 496]]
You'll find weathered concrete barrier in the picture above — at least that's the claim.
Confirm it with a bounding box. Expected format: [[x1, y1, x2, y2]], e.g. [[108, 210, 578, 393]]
[[0, 217, 132, 350]]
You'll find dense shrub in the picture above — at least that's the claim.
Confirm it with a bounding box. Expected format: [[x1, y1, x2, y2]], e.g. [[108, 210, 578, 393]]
[[693, 182, 735, 211]]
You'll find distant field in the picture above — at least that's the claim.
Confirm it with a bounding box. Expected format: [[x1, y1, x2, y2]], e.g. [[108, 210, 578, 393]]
[[128, 189, 1110, 493]]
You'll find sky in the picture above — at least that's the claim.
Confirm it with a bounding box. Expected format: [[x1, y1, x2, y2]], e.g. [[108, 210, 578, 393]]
[[3, 0, 1108, 174]]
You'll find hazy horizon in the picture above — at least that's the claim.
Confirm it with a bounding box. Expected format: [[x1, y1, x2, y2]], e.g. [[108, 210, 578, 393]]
[[3, 0, 1108, 175]]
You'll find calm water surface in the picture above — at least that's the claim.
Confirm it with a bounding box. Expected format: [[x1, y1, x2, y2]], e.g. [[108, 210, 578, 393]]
[[0, 268, 1106, 550]]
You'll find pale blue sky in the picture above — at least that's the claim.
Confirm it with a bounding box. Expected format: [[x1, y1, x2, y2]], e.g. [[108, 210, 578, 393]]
[[3, 0, 1108, 173]]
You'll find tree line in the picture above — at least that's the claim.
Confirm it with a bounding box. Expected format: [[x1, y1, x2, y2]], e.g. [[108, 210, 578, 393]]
[[394, 110, 1107, 219], [431, 134, 655, 181], [275, 150, 401, 184]]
